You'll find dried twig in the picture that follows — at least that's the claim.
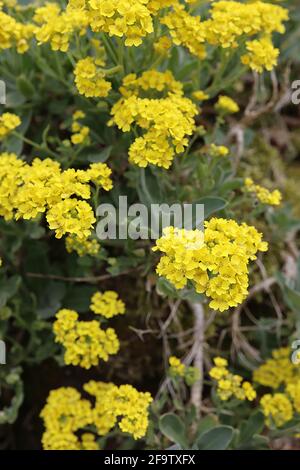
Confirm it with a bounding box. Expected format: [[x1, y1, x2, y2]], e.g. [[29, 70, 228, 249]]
[[188, 301, 205, 417]]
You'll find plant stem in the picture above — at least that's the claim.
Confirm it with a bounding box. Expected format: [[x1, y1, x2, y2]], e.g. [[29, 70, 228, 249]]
[[189, 301, 205, 418]]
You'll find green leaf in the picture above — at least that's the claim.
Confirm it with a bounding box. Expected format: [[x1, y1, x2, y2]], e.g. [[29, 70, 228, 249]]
[[36, 281, 66, 319], [0, 275, 21, 309], [87, 145, 112, 163], [200, 196, 228, 219], [239, 411, 265, 445], [196, 415, 218, 439], [159, 413, 188, 449], [138, 168, 162, 207], [196, 425, 234, 450]]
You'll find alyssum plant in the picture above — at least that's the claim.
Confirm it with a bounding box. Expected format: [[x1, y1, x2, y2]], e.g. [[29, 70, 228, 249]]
[[0, 0, 300, 451]]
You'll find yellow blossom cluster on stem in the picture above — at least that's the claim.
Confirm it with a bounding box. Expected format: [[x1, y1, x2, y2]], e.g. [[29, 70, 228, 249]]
[[253, 348, 300, 390], [253, 348, 300, 428], [169, 356, 185, 377], [260, 393, 293, 428], [74, 57, 112, 98], [201, 1, 288, 49], [161, 2, 206, 59], [67, 0, 174, 47], [153, 218, 268, 312], [41, 382, 152, 449], [40, 387, 96, 450], [109, 70, 197, 168], [160, 1, 288, 72], [0, 8, 34, 53], [0, 113, 21, 140], [0, 153, 113, 241], [70, 110, 90, 145], [85, 380, 153, 439], [90, 290, 126, 318], [216, 96, 239, 114], [210, 357, 256, 401], [34, 1, 89, 52], [242, 36, 280, 73], [65, 235, 100, 257], [244, 177, 282, 206], [53, 308, 120, 369]]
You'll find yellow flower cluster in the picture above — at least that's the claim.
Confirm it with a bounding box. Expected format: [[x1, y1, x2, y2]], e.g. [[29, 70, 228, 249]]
[[253, 348, 299, 389], [153, 218, 268, 312], [40, 387, 96, 450], [216, 96, 239, 114], [85, 380, 153, 439], [153, 35, 172, 56], [74, 57, 112, 98], [53, 308, 119, 369], [169, 356, 185, 377], [88, 0, 154, 47], [109, 70, 197, 168], [160, 1, 287, 71], [90, 290, 126, 318], [210, 357, 256, 401], [242, 36, 279, 73], [244, 177, 282, 206], [65, 0, 173, 47], [202, 1, 288, 49], [41, 382, 152, 449], [0, 113, 21, 140], [70, 110, 90, 145], [34, 2, 89, 52], [0, 9, 34, 53], [0, 153, 112, 241], [207, 144, 229, 158], [161, 2, 206, 59], [65, 235, 100, 257], [253, 348, 300, 428], [192, 90, 209, 102], [260, 393, 293, 428]]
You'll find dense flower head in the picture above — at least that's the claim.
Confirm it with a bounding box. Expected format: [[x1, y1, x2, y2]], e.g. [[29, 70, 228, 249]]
[[210, 357, 256, 401], [0, 113, 21, 140], [244, 177, 282, 206], [153, 218, 268, 312], [41, 381, 152, 449], [253, 347, 300, 389], [88, 0, 154, 47], [34, 1, 89, 52], [242, 36, 280, 73], [160, 1, 287, 71], [0, 153, 112, 241], [161, 2, 206, 59], [216, 96, 239, 114], [65, 235, 100, 257], [109, 70, 197, 168], [200, 1, 288, 49], [260, 393, 293, 428], [74, 57, 112, 98], [90, 291, 126, 318], [40, 387, 94, 450], [70, 111, 90, 145], [53, 308, 119, 368], [254, 348, 300, 428], [84, 380, 153, 439], [153, 35, 172, 56], [169, 356, 185, 377], [0, 9, 34, 53]]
